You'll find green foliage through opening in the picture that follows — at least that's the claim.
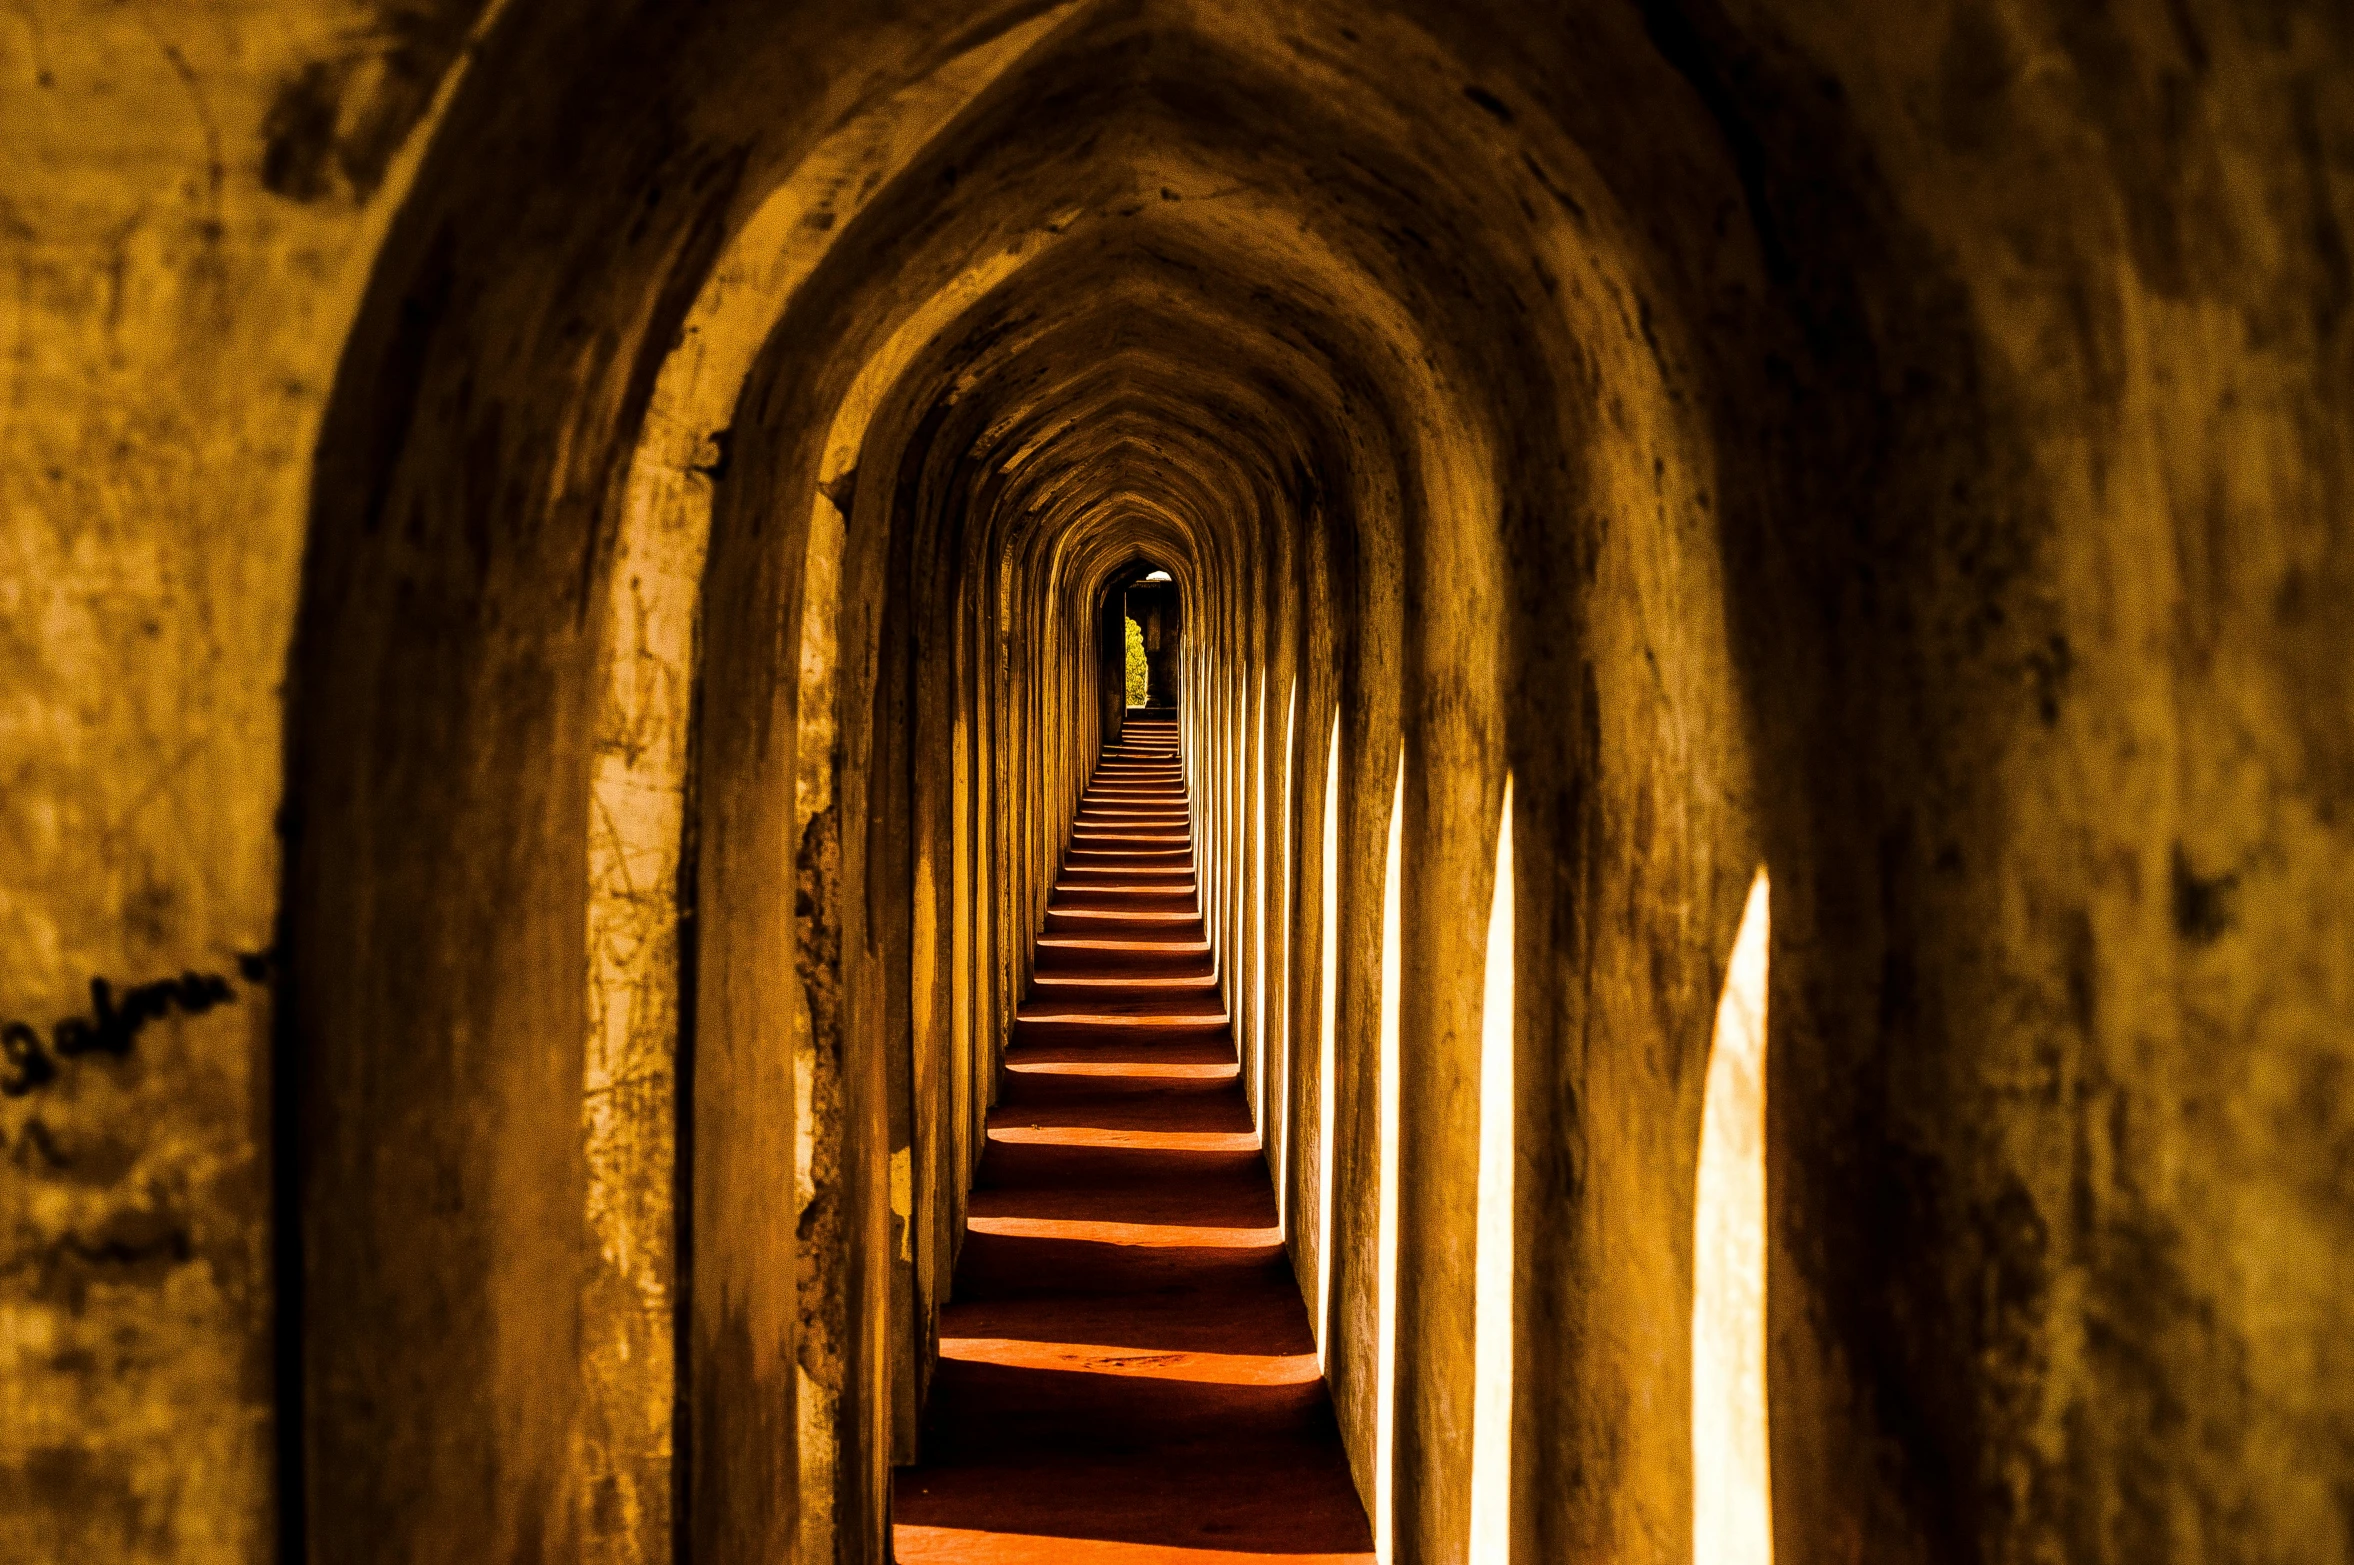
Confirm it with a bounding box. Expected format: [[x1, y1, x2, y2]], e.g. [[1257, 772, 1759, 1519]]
[[1125, 617, 1150, 707]]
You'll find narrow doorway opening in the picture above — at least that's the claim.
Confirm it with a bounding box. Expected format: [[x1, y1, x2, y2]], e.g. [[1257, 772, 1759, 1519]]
[[1123, 571, 1182, 713]]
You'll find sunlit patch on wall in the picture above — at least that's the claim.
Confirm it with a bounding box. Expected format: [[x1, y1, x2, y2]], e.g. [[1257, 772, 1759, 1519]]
[[1314, 707, 1341, 1370], [1275, 678, 1299, 1239], [1253, 667, 1269, 1130], [1695, 867, 1772, 1565], [1468, 779, 1516, 1560], [1373, 751, 1405, 1562]]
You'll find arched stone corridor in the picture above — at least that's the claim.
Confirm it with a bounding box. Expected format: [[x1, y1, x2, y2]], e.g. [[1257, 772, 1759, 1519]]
[[4, 3, 2352, 1563]]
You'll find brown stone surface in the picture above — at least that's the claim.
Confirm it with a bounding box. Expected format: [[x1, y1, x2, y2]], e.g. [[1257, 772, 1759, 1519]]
[[1, 2, 2350, 1562]]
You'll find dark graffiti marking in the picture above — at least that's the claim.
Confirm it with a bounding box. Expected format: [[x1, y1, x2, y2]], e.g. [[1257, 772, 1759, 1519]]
[[0, 949, 275, 1098]]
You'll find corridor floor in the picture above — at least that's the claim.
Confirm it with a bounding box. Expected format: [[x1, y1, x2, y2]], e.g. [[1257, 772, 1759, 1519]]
[[893, 717, 1375, 1563]]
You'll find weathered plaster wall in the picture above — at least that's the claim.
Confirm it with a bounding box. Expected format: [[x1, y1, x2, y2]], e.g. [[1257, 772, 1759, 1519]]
[[1701, 3, 2354, 1553], [0, 2, 497, 1557]]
